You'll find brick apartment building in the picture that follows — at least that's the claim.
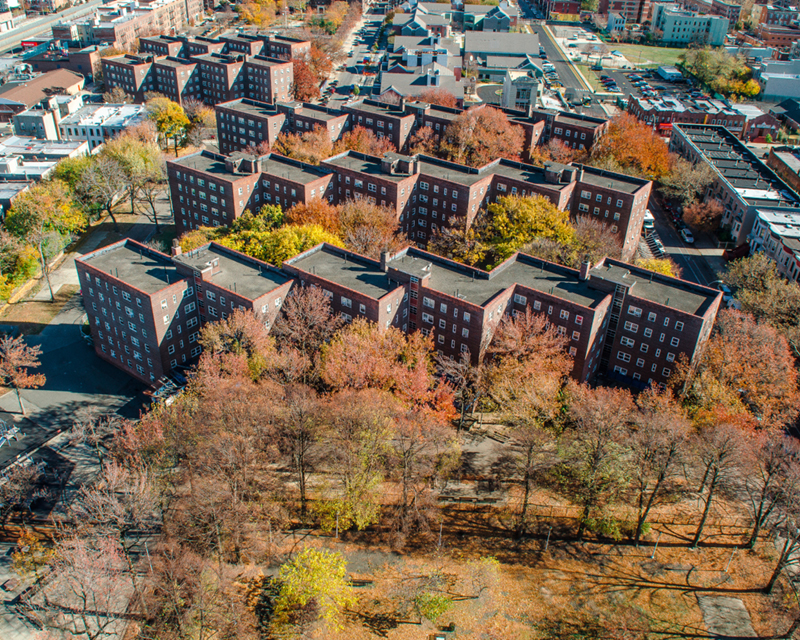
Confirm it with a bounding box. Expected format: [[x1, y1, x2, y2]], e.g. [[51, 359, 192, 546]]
[[599, 0, 650, 23], [52, 0, 203, 50], [284, 243, 722, 388], [215, 99, 352, 155], [216, 99, 287, 154], [342, 99, 417, 152], [78, 240, 721, 390], [168, 150, 334, 233], [103, 49, 294, 106], [76, 238, 293, 385], [767, 147, 800, 194], [169, 143, 651, 260]]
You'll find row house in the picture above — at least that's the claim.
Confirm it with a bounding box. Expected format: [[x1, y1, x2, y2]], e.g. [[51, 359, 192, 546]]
[[670, 124, 800, 246], [76, 239, 292, 385], [749, 209, 800, 282], [168, 150, 334, 233]]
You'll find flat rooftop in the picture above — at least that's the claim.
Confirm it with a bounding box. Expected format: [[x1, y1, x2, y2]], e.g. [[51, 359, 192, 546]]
[[218, 98, 281, 117], [154, 57, 195, 68], [388, 251, 607, 308], [590, 261, 715, 315], [555, 113, 607, 127], [172, 150, 242, 178], [296, 104, 345, 121], [578, 166, 648, 194], [174, 245, 289, 299], [289, 246, 394, 298], [81, 241, 180, 295], [345, 100, 407, 118], [261, 155, 331, 184], [323, 152, 408, 183]]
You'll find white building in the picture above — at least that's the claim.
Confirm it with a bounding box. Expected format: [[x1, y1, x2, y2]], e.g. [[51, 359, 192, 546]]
[[58, 104, 149, 151], [650, 4, 729, 46], [501, 69, 539, 112], [757, 59, 800, 102], [750, 209, 800, 282]]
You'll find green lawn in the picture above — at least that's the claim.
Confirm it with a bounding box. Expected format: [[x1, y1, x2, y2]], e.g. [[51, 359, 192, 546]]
[[610, 44, 684, 68]]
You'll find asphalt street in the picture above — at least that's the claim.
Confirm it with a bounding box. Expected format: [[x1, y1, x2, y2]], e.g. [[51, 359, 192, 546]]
[[648, 196, 725, 287], [326, 11, 384, 106]]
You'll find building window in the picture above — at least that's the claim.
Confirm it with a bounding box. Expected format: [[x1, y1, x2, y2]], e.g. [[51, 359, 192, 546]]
[[670, 337, 680, 347], [628, 305, 642, 317], [423, 297, 434, 308], [621, 336, 635, 347], [623, 321, 638, 333], [341, 297, 352, 308]]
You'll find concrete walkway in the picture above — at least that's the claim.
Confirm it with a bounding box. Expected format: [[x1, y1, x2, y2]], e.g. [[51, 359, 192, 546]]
[[697, 595, 757, 638]]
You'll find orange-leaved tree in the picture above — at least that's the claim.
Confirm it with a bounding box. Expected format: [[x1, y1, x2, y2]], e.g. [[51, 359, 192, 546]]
[[590, 113, 671, 180], [441, 106, 525, 167]]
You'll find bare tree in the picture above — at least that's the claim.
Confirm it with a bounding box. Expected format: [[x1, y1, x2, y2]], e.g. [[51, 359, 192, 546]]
[[560, 383, 634, 540], [0, 335, 45, 415], [763, 469, 800, 594], [70, 410, 126, 466], [691, 422, 747, 548], [24, 535, 132, 640], [436, 349, 486, 430], [77, 156, 126, 233], [71, 462, 161, 617], [743, 432, 800, 549], [272, 285, 345, 376], [274, 383, 325, 518], [628, 388, 691, 546], [0, 462, 42, 531]]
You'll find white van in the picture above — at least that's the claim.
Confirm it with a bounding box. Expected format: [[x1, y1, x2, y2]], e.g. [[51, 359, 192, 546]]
[[643, 209, 655, 230]]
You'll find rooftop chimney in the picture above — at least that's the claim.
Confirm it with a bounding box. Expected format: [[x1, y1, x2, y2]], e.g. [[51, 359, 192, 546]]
[[380, 250, 390, 272], [579, 260, 591, 281], [171, 239, 182, 257]]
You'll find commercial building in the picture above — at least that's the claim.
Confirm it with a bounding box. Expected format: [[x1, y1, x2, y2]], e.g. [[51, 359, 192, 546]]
[[58, 104, 149, 150], [753, 24, 800, 49], [628, 96, 746, 135], [0, 136, 88, 180], [501, 70, 540, 112], [749, 209, 800, 282], [51, 0, 204, 50], [669, 124, 800, 246], [0, 69, 85, 122], [650, 5, 729, 46], [285, 243, 722, 388], [26, 45, 104, 82], [76, 239, 293, 385], [463, 32, 540, 67]]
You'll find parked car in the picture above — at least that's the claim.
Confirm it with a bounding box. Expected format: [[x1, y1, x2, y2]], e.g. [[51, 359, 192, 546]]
[[680, 228, 694, 244]]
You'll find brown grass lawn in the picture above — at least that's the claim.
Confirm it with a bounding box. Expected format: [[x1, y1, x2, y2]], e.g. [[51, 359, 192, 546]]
[[0, 285, 80, 335]]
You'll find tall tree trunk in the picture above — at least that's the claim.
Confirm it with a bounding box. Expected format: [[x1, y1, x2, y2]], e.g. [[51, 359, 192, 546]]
[[149, 199, 161, 233], [577, 502, 591, 540], [516, 447, 533, 539], [691, 470, 718, 548], [106, 205, 120, 233], [765, 536, 793, 594], [15, 387, 25, 415], [296, 445, 307, 518], [38, 245, 54, 302], [129, 188, 136, 217], [635, 477, 664, 547]]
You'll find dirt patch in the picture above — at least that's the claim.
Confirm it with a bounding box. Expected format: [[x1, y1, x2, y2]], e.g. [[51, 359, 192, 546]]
[[0, 285, 80, 335]]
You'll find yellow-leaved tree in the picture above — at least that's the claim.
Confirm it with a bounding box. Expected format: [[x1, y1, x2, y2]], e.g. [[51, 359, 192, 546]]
[[5, 180, 86, 301], [273, 547, 356, 633], [484, 195, 575, 266]]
